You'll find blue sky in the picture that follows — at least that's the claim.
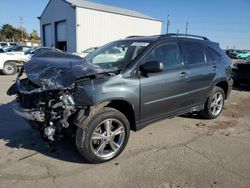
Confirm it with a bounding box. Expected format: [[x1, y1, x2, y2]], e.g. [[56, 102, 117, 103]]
[[0, 0, 249, 49]]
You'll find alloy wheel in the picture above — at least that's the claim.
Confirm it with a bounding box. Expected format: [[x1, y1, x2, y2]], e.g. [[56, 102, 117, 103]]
[[210, 92, 224, 116], [90, 118, 125, 159]]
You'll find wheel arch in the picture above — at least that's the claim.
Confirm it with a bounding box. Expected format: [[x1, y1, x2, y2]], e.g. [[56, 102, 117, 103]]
[[106, 100, 136, 131], [73, 100, 137, 131], [215, 81, 228, 99]]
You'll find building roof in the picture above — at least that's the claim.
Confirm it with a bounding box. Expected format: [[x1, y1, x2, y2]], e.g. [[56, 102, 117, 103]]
[[65, 0, 161, 21]]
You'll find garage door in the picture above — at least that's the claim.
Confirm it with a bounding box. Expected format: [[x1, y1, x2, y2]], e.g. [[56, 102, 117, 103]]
[[43, 24, 52, 47], [56, 21, 66, 41], [56, 21, 67, 51]]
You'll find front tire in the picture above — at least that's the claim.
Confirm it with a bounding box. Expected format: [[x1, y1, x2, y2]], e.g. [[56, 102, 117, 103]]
[[200, 86, 225, 119], [2, 62, 17, 75], [76, 107, 130, 163]]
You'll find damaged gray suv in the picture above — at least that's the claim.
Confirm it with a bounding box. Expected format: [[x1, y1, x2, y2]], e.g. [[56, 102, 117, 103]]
[[7, 34, 233, 163]]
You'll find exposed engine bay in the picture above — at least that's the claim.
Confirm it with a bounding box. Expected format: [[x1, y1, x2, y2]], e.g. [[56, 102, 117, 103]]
[[13, 88, 77, 141]]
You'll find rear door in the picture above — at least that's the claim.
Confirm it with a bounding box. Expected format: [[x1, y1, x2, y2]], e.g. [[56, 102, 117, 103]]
[[139, 41, 189, 123], [182, 41, 217, 105]]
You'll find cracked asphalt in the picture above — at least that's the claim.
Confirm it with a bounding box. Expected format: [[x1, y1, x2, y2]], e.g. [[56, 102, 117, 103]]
[[0, 74, 250, 188]]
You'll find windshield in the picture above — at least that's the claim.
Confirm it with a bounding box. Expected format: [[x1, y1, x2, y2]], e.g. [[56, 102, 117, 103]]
[[84, 40, 151, 70], [3, 46, 12, 52]]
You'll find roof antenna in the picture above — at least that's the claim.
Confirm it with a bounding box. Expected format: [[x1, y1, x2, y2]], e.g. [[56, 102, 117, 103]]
[[166, 15, 170, 34], [185, 21, 188, 37]]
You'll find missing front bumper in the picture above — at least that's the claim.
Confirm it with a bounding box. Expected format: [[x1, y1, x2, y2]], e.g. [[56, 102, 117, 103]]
[[13, 104, 45, 122]]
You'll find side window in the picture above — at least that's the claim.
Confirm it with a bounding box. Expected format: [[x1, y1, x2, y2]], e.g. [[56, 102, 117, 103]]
[[204, 48, 215, 62], [184, 42, 205, 64], [144, 43, 182, 70], [13, 46, 21, 51], [207, 47, 221, 61]]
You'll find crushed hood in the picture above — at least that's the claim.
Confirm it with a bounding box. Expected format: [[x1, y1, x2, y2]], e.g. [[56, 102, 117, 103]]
[[20, 51, 113, 92]]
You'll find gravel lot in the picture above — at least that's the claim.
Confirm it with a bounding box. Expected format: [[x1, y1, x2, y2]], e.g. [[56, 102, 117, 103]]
[[0, 74, 250, 188]]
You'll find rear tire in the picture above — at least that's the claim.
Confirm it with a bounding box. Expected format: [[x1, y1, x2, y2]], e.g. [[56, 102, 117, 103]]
[[2, 62, 17, 75], [200, 86, 225, 119], [75, 107, 130, 163]]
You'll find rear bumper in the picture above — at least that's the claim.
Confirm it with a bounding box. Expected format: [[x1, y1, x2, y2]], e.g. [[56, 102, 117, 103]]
[[13, 104, 45, 122]]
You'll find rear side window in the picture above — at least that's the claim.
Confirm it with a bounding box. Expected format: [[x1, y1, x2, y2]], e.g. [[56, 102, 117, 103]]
[[144, 43, 182, 70], [204, 48, 215, 62], [183, 42, 205, 64], [207, 47, 221, 61]]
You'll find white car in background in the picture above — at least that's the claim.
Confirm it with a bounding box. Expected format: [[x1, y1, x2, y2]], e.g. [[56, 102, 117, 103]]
[[0, 47, 62, 75], [0, 42, 18, 49], [3, 45, 32, 55], [0, 52, 29, 75]]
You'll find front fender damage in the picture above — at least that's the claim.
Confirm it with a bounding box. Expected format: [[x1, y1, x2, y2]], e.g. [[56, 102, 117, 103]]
[[73, 102, 110, 128]]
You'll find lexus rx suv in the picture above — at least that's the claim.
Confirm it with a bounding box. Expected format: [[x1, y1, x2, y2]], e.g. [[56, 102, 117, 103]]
[[7, 34, 233, 163]]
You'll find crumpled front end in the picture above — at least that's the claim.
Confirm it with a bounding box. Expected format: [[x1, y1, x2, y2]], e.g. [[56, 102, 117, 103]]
[[7, 51, 113, 142], [9, 77, 79, 141]]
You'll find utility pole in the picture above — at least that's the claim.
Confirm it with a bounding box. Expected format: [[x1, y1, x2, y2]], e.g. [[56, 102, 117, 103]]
[[166, 15, 170, 34], [185, 21, 188, 36], [20, 17, 24, 42], [177, 29, 179, 35]]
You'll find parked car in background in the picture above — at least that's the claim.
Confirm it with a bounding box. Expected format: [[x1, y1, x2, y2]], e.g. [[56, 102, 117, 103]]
[[232, 56, 250, 86], [3, 45, 32, 55], [7, 33, 233, 163], [228, 50, 242, 59], [0, 47, 62, 75], [236, 51, 250, 59], [0, 42, 18, 48], [24, 47, 62, 59], [228, 49, 250, 59], [0, 53, 29, 75]]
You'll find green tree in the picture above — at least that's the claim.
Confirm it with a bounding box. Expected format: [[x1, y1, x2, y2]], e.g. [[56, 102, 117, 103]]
[[0, 24, 38, 42], [14, 27, 29, 42], [29, 29, 40, 41], [0, 24, 15, 41]]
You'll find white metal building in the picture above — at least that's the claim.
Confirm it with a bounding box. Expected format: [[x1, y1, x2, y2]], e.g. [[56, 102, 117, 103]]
[[39, 0, 162, 52]]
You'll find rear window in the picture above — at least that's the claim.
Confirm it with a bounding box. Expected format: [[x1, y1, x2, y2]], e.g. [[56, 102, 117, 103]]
[[183, 42, 205, 64]]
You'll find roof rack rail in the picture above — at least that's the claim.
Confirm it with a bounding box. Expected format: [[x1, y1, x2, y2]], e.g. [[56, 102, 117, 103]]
[[161, 33, 210, 41], [126, 35, 161, 39], [126, 35, 144, 38]]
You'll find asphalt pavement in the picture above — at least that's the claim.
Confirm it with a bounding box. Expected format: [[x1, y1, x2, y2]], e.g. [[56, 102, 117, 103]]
[[0, 74, 250, 188]]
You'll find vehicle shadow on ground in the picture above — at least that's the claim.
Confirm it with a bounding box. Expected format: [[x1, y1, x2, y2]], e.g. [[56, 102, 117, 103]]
[[0, 101, 90, 164], [233, 84, 250, 92]]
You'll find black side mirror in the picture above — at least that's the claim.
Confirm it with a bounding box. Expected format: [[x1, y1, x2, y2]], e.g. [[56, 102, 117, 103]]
[[140, 61, 164, 74]]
